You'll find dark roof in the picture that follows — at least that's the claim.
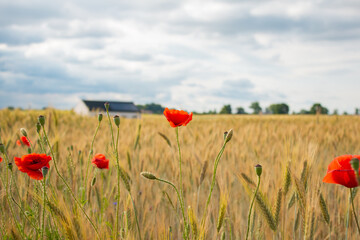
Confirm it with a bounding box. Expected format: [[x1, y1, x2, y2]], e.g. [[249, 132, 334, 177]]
[[82, 100, 139, 112]]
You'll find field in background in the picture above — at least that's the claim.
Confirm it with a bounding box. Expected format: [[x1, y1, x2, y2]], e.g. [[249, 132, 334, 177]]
[[0, 109, 360, 239]]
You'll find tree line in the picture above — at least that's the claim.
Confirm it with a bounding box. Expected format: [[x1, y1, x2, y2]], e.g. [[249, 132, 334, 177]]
[[136, 102, 359, 115]]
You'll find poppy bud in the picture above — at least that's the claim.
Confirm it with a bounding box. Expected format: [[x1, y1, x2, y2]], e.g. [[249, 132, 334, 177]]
[[38, 115, 45, 126], [0, 143, 4, 154], [42, 166, 49, 178], [20, 128, 28, 137], [8, 163, 13, 171], [350, 158, 359, 174], [255, 164, 262, 177], [36, 122, 41, 133], [113, 115, 120, 127], [223, 131, 228, 141], [91, 176, 96, 186], [98, 113, 103, 122], [27, 148, 31, 154], [224, 129, 233, 143], [104, 102, 110, 111], [141, 172, 157, 180]]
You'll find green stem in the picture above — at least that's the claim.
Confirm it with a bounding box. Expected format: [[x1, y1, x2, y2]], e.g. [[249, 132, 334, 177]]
[[156, 178, 188, 239], [246, 176, 261, 240], [350, 188, 360, 234], [41, 178, 46, 240], [200, 141, 227, 226], [105, 109, 121, 239], [36, 131, 47, 154], [175, 128, 185, 208], [175, 127, 189, 239], [2, 149, 25, 239], [115, 126, 121, 239], [83, 121, 101, 202], [41, 127, 100, 239], [0, 171, 39, 235]]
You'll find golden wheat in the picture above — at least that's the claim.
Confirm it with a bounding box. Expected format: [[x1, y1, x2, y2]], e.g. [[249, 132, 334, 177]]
[[0, 109, 360, 239]]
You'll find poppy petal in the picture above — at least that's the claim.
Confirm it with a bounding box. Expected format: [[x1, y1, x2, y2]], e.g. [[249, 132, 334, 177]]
[[26, 170, 44, 180], [323, 169, 358, 188]]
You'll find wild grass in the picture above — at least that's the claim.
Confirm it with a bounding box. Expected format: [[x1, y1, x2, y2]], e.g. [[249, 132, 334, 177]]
[[0, 108, 360, 239]]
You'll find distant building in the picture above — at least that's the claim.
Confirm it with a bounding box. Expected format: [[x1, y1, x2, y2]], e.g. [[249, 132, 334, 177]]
[[75, 100, 140, 118]]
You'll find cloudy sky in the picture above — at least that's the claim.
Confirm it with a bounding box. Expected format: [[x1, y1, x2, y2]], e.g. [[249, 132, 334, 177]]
[[1, 0, 360, 113]]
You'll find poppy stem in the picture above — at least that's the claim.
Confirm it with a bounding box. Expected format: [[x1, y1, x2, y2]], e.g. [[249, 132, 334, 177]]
[[200, 141, 227, 227], [246, 176, 261, 240], [175, 127, 189, 238], [83, 120, 101, 203], [36, 131, 47, 154], [41, 178, 46, 240], [114, 125, 121, 239], [350, 188, 360, 234], [156, 178, 188, 240], [41, 126, 100, 239], [175, 128, 184, 205]]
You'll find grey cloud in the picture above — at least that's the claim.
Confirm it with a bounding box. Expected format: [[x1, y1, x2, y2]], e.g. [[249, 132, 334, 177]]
[[0, 3, 62, 27], [118, 51, 152, 62], [213, 79, 257, 100]]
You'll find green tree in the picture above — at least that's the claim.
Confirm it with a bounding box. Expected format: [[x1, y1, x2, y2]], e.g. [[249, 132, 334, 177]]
[[299, 109, 310, 114], [268, 103, 289, 114], [136, 103, 165, 114], [236, 107, 247, 114], [219, 104, 232, 114], [309, 103, 328, 115], [249, 102, 262, 114]]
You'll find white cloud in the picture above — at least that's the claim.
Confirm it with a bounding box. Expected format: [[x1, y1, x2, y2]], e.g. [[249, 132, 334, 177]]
[[1, 0, 360, 113]]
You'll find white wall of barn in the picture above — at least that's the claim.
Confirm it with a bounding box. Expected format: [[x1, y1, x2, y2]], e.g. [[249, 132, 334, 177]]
[[74, 101, 89, 115], [74, 101, 141, 118]]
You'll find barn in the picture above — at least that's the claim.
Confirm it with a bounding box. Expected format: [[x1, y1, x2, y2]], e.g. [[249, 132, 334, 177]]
[[74, 100, 140, 118]]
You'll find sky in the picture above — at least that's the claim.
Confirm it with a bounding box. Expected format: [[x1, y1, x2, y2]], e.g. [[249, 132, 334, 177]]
[[1, 0, 360, 113]]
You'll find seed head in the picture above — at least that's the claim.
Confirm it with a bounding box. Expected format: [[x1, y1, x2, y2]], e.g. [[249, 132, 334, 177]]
[[98, 113, 103, 122], [42, 166, 49, 178], [113, 115, 120, 127], [20, 128, 28, 137], [104, 102, 110, 111], [350, 158, 359, 173], [223, 131, 228, 141], [255, 164, 262, 177], [141, 172, 157, 180], [224, 129, 233, 143], [38, 115, 45, 126]]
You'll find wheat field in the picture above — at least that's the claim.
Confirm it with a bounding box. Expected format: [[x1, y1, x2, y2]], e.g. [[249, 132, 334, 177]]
[[0, 108, 360, 239]]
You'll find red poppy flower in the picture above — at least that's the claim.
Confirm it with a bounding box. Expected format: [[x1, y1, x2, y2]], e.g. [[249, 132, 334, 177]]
[[92, 153, 109, 169], [14, 153, 52, 180], [0, 156, 2, 163], [16, 140, 21, 146], [323, 155, 360, 188], [163, 108, 193, 128], [21, 136, 31, 147]]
